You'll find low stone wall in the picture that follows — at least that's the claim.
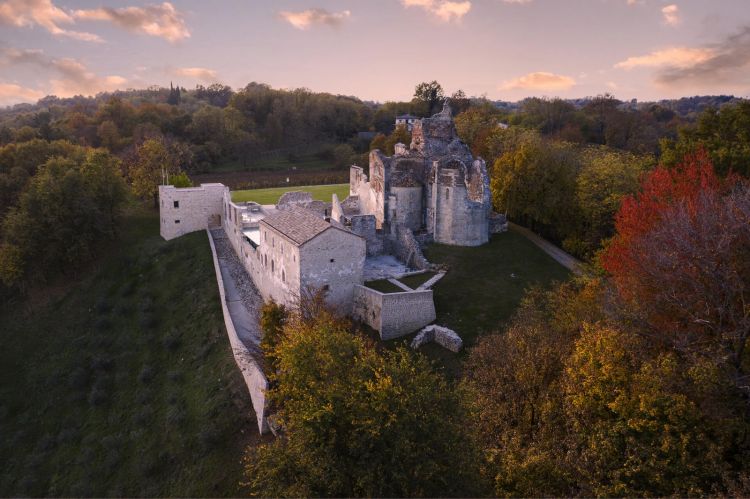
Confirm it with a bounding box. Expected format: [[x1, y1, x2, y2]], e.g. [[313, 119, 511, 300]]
[[352, 285, 436, 340], [207, 229, 269, 434], [411, 325, 463, 352]]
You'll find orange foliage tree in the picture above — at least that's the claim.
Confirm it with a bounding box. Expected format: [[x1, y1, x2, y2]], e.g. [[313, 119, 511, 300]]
[[602, 149, 750, 387]]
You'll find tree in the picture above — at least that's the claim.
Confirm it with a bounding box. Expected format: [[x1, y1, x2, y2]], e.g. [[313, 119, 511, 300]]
[[127, 138, 186, 206], [562, 324, 726, 496], [603, 151, 750, 393], [0, 149, 126, 286], [245, 303, 484, 497], [660, 101, 750, 177], [413, 80, 444, 116]]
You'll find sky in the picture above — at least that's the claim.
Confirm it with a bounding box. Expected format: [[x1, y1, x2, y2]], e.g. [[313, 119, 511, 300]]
[[0, 0, 749, 106]]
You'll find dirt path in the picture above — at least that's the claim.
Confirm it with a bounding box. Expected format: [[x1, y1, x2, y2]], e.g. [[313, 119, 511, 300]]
[[508, 222, 584, 275]]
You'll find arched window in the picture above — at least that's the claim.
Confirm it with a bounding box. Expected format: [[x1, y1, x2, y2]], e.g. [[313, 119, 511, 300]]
[[445, 188, 449, 200]]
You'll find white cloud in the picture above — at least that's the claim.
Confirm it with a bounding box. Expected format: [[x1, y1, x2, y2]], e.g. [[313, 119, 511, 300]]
[[73, 2, 189, 42], [0, 0, 101, 41], [401, 0, 472, 22], [500, 71, 576, 91], [173, 67, 218, 83], [662, 4, 680, 26], [0, 47, 127, 99], [614, 47, 716, 69], [0, 83, 44, 106], [278, 8, 351, 30]]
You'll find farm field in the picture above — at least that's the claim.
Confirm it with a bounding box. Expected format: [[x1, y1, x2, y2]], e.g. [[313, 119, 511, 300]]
[[231, 183, 350, 204]]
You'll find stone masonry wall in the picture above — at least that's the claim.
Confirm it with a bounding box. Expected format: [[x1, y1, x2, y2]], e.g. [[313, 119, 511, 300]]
[[159, 183, 226, 241], [352, 285, 436, 340], [207, 229, 269, 434], [350, 215, 384, 256], [390, 224, 431, 270]]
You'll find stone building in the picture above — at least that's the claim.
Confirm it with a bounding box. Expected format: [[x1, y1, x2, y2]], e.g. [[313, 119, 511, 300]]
[[395, 113, 419, 131], [158, 183, 225, 240], [349, 103, 494, 247]]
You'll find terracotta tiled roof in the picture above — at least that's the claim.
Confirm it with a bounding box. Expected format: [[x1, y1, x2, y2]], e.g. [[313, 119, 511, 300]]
[[259, 207, 332, 246]]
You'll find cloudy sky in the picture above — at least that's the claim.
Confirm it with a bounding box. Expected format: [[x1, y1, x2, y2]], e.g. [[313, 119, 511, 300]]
[[0, 0, 749, 106]]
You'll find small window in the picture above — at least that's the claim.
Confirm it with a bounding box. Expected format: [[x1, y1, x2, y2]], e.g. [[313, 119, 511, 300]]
[[330, 258, 335, 263], [271, 260, 275, 272], [282, 270, 285, 282], [322, 284, 330, 291], [445, 188, 449, 200], [175, 219, 180, 224], [174, 200, 179, 208]]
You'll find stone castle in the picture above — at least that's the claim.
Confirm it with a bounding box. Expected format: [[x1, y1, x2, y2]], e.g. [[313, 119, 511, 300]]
[[159, 104, 505, 340]]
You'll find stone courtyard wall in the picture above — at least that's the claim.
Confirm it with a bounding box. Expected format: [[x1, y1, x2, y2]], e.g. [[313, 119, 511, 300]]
[[352, 285, 435, 340]]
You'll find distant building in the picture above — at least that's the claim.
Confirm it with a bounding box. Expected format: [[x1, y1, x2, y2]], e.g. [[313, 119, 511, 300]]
[[395, 114, 419, 131]]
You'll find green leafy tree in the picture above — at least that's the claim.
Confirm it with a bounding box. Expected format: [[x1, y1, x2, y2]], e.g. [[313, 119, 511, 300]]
[[127, 138, 188, 206], [245, 305, 484, 497], [413, 80, 444, 116]]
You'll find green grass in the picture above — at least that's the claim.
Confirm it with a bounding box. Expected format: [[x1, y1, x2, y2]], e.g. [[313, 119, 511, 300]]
[[365, 279, 405, 294], [231, 183, 350, 204], [425, 231, 570, 342], [382, 231, 570, 377], [0, 205, 259, 497], [398, 272, 437, 290]]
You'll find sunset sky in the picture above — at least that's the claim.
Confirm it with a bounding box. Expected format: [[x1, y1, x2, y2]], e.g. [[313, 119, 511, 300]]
[[1, 0, 749, 106]]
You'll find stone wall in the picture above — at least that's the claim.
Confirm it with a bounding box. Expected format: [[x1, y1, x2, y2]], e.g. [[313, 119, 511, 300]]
[[350, 214, 383, 256], [207, 229, 269, 434], [390, 224, 431, 270], [159, 183, 226, 241], [352, 285, 436, 340], [299, 228, 366, 315]]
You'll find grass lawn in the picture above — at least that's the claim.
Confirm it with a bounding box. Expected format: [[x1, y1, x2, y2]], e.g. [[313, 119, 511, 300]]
[[231, 183, 350, 204], [365, 279, 405, 294], [0, 205, 259, 497], [385, 230, 570, 376], [398, 271, 437, 290]]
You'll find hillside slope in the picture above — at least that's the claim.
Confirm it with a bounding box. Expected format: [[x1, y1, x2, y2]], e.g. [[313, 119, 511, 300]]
[[0, 207, 258, 497]]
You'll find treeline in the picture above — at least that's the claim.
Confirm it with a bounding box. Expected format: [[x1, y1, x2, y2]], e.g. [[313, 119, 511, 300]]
[[245, 153, 750, 497], [451, 98, 750, 259]]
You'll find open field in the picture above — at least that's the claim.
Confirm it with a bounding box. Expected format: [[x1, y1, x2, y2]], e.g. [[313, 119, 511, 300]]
[[231, 183, 350, 204], [0, 206, 259, 497], [380, 230, 570, 376]]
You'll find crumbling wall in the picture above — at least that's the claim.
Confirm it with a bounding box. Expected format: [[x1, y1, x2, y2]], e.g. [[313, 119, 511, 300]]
[[350, 215, 383, 256], [352, 285, 436, 340], [390, 224, 431, 270]]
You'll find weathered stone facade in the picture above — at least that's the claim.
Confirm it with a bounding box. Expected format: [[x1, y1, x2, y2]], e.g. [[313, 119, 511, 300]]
[[351, 285, 436, 340], [159, 183, 226, 241], [347, 103, 494, 247]]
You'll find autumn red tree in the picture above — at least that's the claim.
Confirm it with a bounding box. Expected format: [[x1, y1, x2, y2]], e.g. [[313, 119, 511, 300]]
[[602, 149, 750, 390]]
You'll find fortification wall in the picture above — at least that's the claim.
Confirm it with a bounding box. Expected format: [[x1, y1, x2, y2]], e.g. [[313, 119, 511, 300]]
[[207, 229, 269, 434], [159, 184, 226, 241], [352, 285, 436, 340]]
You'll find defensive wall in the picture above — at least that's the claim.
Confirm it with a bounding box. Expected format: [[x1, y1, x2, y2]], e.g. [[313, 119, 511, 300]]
[[206, 229, 269, 434]]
